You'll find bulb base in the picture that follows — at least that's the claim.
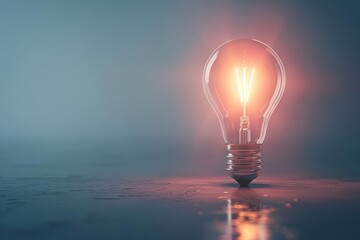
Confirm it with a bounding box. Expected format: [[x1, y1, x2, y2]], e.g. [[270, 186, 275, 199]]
[[226, 144, 262, 186]]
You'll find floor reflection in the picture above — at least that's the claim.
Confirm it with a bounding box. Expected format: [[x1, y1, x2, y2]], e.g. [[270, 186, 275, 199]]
[[0, 176, 359, 240], [224, 188, 274, 240]]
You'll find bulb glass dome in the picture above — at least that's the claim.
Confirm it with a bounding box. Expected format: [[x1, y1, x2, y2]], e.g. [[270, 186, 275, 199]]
[[203, 39, 286, 145]]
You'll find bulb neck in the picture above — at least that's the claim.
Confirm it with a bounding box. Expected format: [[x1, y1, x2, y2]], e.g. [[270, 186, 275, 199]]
[[239, 116, 251, 144], [226, 144, 262, 186]]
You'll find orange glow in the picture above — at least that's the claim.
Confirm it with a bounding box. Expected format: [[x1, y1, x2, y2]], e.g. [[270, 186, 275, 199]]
[[231, 202, 273, 240], [235, 67, 255, 104]]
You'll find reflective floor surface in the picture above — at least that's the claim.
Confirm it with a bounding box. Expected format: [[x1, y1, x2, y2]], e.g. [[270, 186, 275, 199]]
[[0, 176, 359, 240]]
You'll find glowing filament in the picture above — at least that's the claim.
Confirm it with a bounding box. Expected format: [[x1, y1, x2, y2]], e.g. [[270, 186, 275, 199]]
[[235, 67, 255, 104]]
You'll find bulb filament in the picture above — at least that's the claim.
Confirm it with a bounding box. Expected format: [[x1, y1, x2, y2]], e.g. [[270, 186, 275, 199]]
[[235, 67, 255, 106], [235, 67, 255, 144]]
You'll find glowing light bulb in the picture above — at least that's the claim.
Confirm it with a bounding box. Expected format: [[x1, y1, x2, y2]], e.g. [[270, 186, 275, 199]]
[[203, 39, 286, 186]]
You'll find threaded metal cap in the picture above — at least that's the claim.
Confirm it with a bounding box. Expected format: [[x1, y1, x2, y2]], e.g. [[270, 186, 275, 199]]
[[226, 144, 262, 186]]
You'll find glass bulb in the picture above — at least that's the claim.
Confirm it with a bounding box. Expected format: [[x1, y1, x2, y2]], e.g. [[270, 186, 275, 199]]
[[203, 39, 286, 186]]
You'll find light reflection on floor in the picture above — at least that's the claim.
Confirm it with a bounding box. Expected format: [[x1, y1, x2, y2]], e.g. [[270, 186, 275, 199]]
[[219, 188, 275, 240], [0, 176, 359, 240], [141, 177, 360, 240]]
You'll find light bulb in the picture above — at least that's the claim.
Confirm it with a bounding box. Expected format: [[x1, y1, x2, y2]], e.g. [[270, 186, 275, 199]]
[[203, 39, 286, 186]]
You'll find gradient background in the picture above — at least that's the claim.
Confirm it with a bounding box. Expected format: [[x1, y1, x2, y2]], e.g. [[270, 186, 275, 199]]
[[0, 0, 359, 179]]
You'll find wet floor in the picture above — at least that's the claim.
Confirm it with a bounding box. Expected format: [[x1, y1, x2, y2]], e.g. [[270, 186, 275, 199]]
[[0, 175, 359, 240]]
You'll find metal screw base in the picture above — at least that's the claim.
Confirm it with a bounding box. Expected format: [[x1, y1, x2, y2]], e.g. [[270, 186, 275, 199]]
[[226, 144, 262, 186]]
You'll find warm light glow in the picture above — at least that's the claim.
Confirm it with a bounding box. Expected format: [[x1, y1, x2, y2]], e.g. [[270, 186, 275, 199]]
[[230, 202, 273, 240], [235, 67, 255, 104]]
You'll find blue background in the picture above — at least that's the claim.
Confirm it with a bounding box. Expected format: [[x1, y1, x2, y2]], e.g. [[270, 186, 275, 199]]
[[0, 0, 359, 179]]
